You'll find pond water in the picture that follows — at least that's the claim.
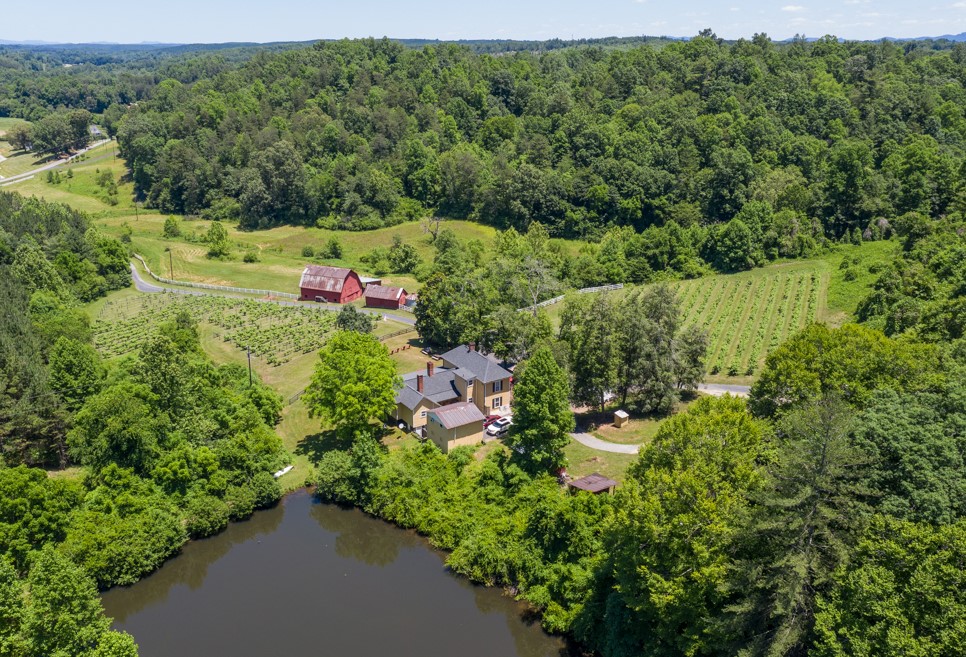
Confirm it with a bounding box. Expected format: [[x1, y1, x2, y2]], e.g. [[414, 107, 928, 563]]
[[101, 490, 569, 657]]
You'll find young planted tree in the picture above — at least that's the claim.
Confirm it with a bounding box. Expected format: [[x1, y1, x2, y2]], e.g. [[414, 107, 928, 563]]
[[505, 347, 574, 473], [204, 221, 231, 259], [303, 331, 401, 440]]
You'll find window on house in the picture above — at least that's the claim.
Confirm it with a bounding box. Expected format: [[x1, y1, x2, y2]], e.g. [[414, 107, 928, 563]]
[[468, 397, 473, 404], [420, 410, 427, 418], [493, 380, 503, 393], [492, 397, 503, 409]]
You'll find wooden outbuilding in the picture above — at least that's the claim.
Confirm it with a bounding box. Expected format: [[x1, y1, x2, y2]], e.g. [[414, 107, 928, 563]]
[[568, 473, 618, 495], [364, 284, 408, 310], [299, 265, 363, 303], [614, 409, 629, 428]]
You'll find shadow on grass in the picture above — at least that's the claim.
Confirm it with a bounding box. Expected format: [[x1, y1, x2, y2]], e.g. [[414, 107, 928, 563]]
[[295, 424, 397, 464], [295, 428, 348, 464]]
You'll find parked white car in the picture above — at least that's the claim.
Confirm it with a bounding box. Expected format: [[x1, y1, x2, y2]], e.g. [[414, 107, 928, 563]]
[[486, 417, 512, 437]]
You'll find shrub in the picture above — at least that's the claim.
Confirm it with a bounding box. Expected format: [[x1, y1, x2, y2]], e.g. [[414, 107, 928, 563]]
[[324, 237, 343, 259], [301, 245, 315, 258], [243, 250, 260, 263], [224, 485, 256, 520], [183, 493, 230, 538], [162, 216, 181, 238], [250, 471, 282, 508]]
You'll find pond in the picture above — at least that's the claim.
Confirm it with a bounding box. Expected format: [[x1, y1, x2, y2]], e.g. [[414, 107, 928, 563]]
[[101, 490, 570, 657]]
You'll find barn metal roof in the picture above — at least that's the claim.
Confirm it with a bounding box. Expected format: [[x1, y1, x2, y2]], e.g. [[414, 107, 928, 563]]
[[429, 401, 485, 430], [363, 284, 405, 301], [299, 265, 354, 293]]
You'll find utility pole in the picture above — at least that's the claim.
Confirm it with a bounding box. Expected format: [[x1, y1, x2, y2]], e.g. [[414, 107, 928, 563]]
[[166, 248, 173, 278], [134, 201, 140, 221], [247, 345, 253, 387]]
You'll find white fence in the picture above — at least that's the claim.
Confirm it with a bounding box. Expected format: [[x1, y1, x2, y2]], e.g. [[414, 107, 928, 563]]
[[133, 254, 299, 299], [517, 283, 623, 312]]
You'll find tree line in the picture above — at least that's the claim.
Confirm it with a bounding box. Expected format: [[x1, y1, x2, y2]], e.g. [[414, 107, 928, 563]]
[[105, 35, 966, 254]]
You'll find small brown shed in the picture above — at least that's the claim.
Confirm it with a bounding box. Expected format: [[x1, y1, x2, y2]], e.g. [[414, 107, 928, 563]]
[[568, 473, 618, 495]]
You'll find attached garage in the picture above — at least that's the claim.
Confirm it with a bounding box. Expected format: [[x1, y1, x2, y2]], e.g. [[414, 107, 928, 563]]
[[299, 265, 363, 303]]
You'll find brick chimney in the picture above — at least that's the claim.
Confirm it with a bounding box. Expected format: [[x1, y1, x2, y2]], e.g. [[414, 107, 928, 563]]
[[427, 361, 434, 377], [416, 374, 424, 393], [469, 342, 476, 352]]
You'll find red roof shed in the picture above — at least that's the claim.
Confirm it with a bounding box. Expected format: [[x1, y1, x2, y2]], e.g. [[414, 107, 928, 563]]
[[299, 266, 363, 303], [363, 284, 408, 309]]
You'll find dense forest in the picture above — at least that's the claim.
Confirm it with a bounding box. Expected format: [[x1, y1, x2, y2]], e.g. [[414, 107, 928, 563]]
[[0, 192, 289, 655], [109, 35, 966, 252]]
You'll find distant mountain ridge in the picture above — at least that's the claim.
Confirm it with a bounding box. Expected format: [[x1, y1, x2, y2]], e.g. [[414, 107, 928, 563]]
[[2, 32, 966, 48]]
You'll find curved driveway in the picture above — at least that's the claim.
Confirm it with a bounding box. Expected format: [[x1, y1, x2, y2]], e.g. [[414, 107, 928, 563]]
[[570, 432, 642, 454], [570, 383, 753, 454]]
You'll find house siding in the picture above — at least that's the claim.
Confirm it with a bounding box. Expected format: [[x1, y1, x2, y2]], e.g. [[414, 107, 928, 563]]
[[395, 400, 433, 429], [426, 418, 484, 454]]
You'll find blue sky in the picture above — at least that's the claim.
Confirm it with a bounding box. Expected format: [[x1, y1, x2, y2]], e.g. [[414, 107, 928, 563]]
[[6, 0, 966, 44]]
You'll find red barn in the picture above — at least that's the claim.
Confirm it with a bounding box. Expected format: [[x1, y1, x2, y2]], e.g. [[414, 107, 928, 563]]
[[363, 284, 408, 309], [299, 265, 363, 303]]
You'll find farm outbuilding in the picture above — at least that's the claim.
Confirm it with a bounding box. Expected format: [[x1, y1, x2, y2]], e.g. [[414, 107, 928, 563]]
[[568, 473, 618, 495], [364, 284, 408, 310], [299, 265, 363, 303]]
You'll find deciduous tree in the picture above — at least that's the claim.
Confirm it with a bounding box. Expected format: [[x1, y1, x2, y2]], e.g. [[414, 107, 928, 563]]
[[304, 331, 401, 439], [506, 347, 574, 473]]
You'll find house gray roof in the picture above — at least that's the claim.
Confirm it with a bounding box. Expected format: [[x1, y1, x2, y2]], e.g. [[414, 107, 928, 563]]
[[440, 346, 511, 384], [395, 370, 460, 410], [299, 266, 354, 293], [429, 401, 485, 430], [364, 284, 405, 301]]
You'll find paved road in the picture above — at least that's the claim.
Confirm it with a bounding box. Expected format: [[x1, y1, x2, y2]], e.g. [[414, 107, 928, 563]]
[[129, 263, 417, 326], [0, 139, 112, 187], [569, 383, 753, 454], [570, 432, 641, 454], [696, 383, 751, 397]]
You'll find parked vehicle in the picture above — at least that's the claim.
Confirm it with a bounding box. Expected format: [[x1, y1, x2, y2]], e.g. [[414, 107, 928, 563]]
[[483, 415, 501, 428], [486, 417, 512, 437]]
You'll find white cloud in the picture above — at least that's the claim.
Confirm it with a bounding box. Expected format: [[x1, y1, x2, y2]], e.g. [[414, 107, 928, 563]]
[[782, 5, 806, 12]]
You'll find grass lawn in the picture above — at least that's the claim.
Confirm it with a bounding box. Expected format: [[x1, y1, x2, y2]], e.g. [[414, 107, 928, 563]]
[[824, 240, 898, 323], [583, 398, 695, 446], [563, 439, 638, 482], [385, 333, 430, 374]]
